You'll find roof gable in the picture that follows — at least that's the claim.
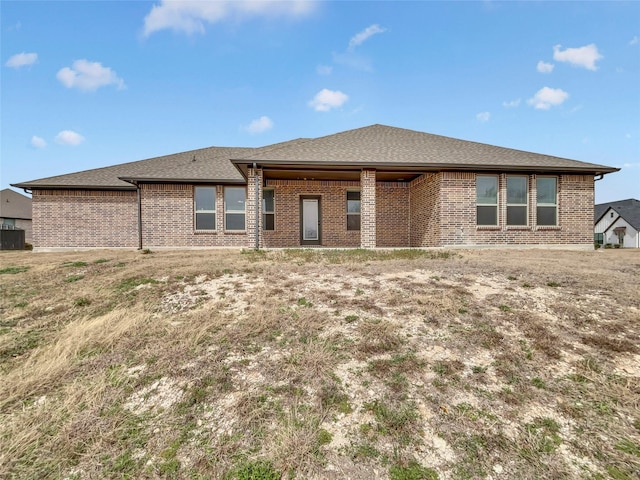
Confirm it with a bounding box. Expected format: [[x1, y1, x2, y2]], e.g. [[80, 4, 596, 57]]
[[594, 199, 640, 228], [0, 188, 32, 219]]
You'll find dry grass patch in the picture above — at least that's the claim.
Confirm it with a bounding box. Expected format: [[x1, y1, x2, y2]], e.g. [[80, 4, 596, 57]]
[[1, 247, 639, 479]]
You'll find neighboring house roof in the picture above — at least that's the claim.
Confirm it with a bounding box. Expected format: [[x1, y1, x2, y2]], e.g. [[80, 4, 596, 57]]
[[232, 124, 619, 174], [594, 199, 640, 230], [13, 124, 618, 190], [0, 188, 32, 220]]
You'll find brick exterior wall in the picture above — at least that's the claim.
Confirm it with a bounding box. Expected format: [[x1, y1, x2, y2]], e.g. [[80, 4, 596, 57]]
[[261, 179, 361, 248], [437, 172, 594, 246], [376, 183, 410, 247], [360, 170, 377, 248], [32, 189, 137, 248], [140, 184, 249, 248], [30, 172, 595, 249], [409, 173, 441, 247]]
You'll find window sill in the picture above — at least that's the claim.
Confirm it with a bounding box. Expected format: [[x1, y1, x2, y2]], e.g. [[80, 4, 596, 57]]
[[476, 226, 500, 230], [224, 230, 247, 235], [194, 230, 217, 234], [505, 226, 531, 231], [535, 226, 561, 230]]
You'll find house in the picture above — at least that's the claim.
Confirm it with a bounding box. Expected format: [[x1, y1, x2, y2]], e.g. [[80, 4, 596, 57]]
[[0, 188, 33, 244], [12, 124, 619, 251], [594, 199, 640, 248]]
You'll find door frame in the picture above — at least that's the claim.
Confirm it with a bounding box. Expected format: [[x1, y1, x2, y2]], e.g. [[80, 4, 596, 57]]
[[300, 195, 322, 245]]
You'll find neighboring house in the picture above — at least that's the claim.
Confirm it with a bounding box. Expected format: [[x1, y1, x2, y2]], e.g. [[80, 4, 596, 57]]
[[0, 188, 32, 243], [594, 199, 640, 248], [12, 124, 619, 250]]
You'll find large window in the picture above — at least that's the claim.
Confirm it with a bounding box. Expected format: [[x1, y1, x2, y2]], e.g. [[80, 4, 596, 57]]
[[194, 186, 216, 230], [224, 187, 246, 231], [536, 177, 557, 226], [347, 191, 361, 230], [262, 189, 275, 231], [506, 176, 528, 226], [476, 175, 498, 226]]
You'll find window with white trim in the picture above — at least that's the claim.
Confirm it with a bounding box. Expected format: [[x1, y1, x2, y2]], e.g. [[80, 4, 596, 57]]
[[224, 187, 246, 231], [476, 175, 498, 226], [194, 186, 216, 230], [262, 188, 275, 231], [506, 176, 528, 226], [347, 191, 361, 230], [536, 176, 557, 226]]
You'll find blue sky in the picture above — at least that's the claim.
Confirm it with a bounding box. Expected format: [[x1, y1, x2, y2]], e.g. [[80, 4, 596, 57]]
[[2, 0, 638, 203]]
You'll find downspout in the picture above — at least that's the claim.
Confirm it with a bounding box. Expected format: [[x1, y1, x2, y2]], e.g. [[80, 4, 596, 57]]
[[137, 184, 142, 250], [594, 174, 604, 182], [254, 163, 259, 250]]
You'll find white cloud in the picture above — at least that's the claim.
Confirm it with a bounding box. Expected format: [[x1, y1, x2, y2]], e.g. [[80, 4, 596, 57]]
[[629, 36, 639, 46], [527, 87, 569, 110], [553, 44, 603, 71], [348, 24, 387, 51], [5, 52, 37, 68], [502, 98, 521, 108], [244, 116, 274, 134], [30, 136, 47, 149], [308, 88, 348, 112], [537, 60, 554, 73], [143, 0, 315, 36], [476, 112, 490, 123], [57, 60, 125, 92], [316, 64, 332, 75], [55, 130, 85, 146]]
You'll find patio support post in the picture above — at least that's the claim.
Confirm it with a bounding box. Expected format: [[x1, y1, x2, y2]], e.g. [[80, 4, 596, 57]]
[[360, 169, 377, 248], [247, 166, 263, 249]]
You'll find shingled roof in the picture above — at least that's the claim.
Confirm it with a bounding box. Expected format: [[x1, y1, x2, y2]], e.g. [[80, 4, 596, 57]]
[[13, 146, 254, 190], [595, 199, 640, 229], [233, 124, 618, 174], [0, 189, 32, 220], [13, 124, 618, 190]]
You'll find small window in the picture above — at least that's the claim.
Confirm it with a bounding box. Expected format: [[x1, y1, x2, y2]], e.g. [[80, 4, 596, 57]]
[[594, 233, 604, 245], [263, 189, 275, 231], [476, 175, 498, 226], [194, 186, 216, 230], [2, 218, 16, 227], [506, 176, 528, 226], [347, 191, 361, 230], [225, 187, 246, 231], [536, 177, 557, 226]]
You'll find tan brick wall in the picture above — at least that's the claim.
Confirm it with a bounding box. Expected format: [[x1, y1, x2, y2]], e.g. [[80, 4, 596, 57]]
[[376, 182, 410, 247], [32, 189, 137, 248], [261, 179, 361, 248], [438, 172, 594, 246], [409, 173, 441, 247], [360, 170, 377, 248], [141, 184, 249, 247]]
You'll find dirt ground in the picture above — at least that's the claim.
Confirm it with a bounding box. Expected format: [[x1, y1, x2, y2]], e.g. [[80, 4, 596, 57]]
[[0, 247, 638, 479]]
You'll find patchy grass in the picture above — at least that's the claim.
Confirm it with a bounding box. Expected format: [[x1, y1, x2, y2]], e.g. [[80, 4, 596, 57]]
[[0, 248, 638, 479]]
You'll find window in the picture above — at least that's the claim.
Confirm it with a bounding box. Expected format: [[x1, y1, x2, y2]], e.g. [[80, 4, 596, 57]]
[[262, 189, 275, 231], [2, 218, 16, 227], [194, 186, 216, 230], [476, 175, 498, 226], [347, 191, 361, 230], [594, 233, 604, 245], [224, 187, 246, 231], [506, 176, 528, 226], [536, 177, 557, 226]]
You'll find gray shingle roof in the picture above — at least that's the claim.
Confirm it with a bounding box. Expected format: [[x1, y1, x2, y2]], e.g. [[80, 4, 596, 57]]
[[595, 199, 640, 229], [13, 124, 618, 190], [0, 189, 32, 220], [235, 124, 618, 173], [13, 146, 254, 189]]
